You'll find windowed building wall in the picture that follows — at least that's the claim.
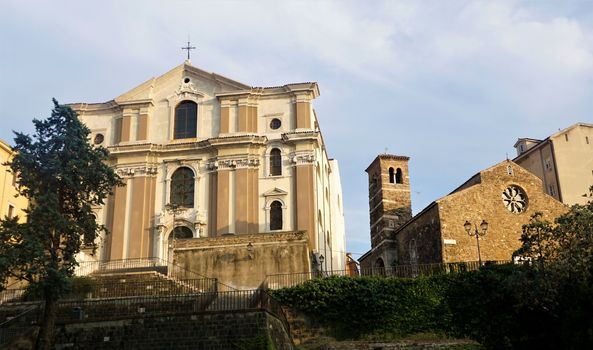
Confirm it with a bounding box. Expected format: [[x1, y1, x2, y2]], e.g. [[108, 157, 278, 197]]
[[513, 123, 593, 205], [0, 140, 28, 223], [69, 62, 346, 273]]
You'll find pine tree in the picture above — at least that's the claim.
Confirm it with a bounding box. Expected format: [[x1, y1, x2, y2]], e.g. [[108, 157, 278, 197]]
[[0, 99, 122, 349]]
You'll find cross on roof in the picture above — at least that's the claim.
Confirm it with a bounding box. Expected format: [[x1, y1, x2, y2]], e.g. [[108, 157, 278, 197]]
[[181, 40, 196, 60]]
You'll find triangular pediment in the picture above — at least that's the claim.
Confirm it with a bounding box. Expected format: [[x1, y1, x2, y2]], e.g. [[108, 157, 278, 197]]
[[114, 62, 252, 105], [263, 188, 288, 197]]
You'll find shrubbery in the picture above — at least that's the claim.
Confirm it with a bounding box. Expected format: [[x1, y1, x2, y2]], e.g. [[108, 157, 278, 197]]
[[272, 264, 592, 349], [272, 274, 453, 338], [274, 191, 593, 349]]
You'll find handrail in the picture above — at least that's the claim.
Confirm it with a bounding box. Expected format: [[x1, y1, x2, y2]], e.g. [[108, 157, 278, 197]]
[[52, 290, 288, 326], [264, 260, 511, 289], [0, 304, 40, 346], [74, 257, 226, 291], [0, 289, 25, 305], [0, 305, 38, 328]]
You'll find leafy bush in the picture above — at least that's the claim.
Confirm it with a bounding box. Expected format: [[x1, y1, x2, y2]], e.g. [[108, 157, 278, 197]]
[[273, 262, 592, 349], [272, 275, 453, 339]]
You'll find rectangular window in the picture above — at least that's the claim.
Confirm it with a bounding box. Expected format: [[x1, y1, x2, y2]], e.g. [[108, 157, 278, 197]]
[[565, 134, 569, 142], [548, 185, 555, 196], [7, 204, 14, 218], [586, 136, 590, 144], [544, 159, 552, 171], [114, 118, 122, 143]]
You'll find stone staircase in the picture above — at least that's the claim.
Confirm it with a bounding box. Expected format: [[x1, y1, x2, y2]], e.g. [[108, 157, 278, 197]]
[[0, 262, 294, 349], [88, 271, 211, 298]]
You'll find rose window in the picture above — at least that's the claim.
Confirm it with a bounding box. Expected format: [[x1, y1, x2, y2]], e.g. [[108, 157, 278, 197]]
[[502, 186, 528, 213]]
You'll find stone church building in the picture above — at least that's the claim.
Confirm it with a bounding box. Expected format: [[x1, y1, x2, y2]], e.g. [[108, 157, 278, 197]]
[[70, 61, 345, 288], [359, 155, 567, 270]]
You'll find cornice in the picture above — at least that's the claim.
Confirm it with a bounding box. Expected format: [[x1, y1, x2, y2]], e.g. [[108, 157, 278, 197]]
[[172, 231, 308, 250], [207, 156, 261, 170], [281, 131, 320, 144], [289, 150, 316, 165], [115, 164, 159, 178], [108, 134, 268, 155]]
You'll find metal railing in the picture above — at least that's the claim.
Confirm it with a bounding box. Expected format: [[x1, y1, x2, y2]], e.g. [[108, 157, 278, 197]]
[[265, 260, 510, 289], [87, 278, 216, 299], [0, 289, 25, 305], [75, 257, 167, 276], [0, 305, 40, 346], [74, 257, 225, 291], [52, 289, 289, 331], [1, 278, 217, 304], [0, 291, 290, 337]]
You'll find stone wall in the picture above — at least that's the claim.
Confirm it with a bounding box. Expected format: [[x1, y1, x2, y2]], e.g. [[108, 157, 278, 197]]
[[358, 240, 398, 271], [395, 204, 442, 265], [54, 310, 293, 350], [395, 161, 568, 264], [172, 231, 310, 290], [437, 161, 567, 263]]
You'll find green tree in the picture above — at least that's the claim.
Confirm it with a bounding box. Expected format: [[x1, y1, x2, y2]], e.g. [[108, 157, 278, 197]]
[[0, 100, 121, 349], [510, 188, 593, 348], [514, 212, 558, 268], [515, 187, 593, 280]]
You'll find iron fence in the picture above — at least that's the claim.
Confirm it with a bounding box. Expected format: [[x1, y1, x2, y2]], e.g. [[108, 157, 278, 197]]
[[88, 278, 216, 299], [53, 289, 288, 330], [0, 305, 40, 346], [0, 289, 25, 305], [74, 257, 225, 291], [265, 260, 511, 289], [0, 290, 290, 343], [75, 257, 166, 276]]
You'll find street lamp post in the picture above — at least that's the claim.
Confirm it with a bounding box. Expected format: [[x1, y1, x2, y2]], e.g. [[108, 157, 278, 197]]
[[318, 254, 325, 277], [464, 220, 488, 266]]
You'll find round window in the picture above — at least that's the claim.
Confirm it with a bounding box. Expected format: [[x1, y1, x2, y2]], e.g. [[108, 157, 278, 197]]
[[270, 118, 281, 130], [183, 77, 191, 84], [93, 133, 104, 145], [502, 186, 528, 213]]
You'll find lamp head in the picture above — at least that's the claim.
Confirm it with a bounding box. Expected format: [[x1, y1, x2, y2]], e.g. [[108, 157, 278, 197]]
[[463, 221, 472, 233], [480, 220, 489, 234]]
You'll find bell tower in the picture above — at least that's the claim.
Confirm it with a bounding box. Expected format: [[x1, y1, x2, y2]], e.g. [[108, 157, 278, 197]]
[[366, 154, 412, 249]]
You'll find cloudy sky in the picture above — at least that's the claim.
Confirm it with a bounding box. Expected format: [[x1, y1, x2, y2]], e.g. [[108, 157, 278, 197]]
[[1, 0, 592, 259]]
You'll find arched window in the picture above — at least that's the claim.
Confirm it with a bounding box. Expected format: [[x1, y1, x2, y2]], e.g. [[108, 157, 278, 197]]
[[409, 239, 418, 264], [270, 148, 282, 176], [174, 100, 197, 139], [395, 168, 403, 184], [375, 257, 385, 275], [170, 167, 195, 208], [170, 226, 193, 239], [389, 167, 395, 183], [270, 201, 283, 230]]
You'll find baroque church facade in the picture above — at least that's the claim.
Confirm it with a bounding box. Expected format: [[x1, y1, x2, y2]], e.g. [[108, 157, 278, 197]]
[[70, 61, 346, 277]]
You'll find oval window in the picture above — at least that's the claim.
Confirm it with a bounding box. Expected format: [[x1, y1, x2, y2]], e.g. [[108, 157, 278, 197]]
[[270, 118, 281, 130]]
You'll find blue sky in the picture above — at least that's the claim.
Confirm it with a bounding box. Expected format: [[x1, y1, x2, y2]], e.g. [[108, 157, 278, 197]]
[[1, 0, 592, 259]]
